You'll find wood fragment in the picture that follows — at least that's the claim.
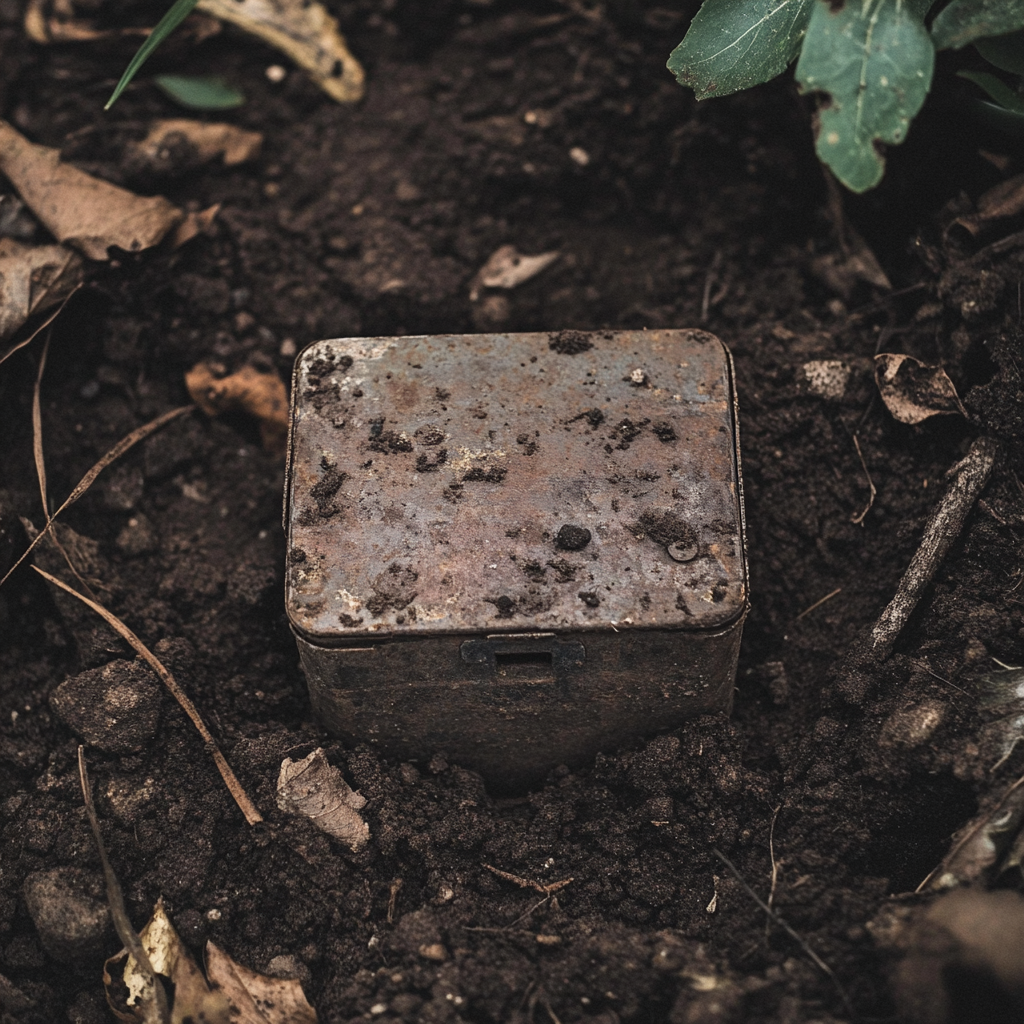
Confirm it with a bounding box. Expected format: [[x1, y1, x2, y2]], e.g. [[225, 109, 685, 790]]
[[0, 405, 192, 590], [37, 568, 263, 826], [483, 863, 573, 895], [869, 437, 998, 660]]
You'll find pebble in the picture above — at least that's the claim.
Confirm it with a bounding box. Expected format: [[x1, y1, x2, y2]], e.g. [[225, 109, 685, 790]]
[[22, 869, 110, 962], [50, 659, 162, 753]]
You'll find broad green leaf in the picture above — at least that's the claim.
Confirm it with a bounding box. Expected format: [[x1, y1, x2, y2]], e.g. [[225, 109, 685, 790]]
[[154, 75, 245, 110], [667, 0, 814, 100], [959, 70, 1024, 113], [975, 30, 1024, 76], [967, 98, 1024, 138], [104, 0, 200, 110], [796, 0, 934, 193], [931, 0, 1024, 52]]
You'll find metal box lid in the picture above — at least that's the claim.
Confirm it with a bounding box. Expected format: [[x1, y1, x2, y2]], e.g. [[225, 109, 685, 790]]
[[285, 329, 745, 642]]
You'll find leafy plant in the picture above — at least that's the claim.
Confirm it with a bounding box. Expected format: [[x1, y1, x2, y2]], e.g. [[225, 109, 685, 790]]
[[668, 0, 1024, 192]]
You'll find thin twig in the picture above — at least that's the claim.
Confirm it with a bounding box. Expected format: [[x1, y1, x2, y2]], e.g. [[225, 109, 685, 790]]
[[850, 434, 876, 525], [700, 251, 722, 324], [767, 805, 782, 916], [79, 747, 171, 1024], [712, 848, 856, 1021], [483, 863, 573, 895], [0, 284, 81, 368], [795, 587, 842, 621], [32, 331, 50, 516], [0, 405, 193, 590], [36, 568, 262, 825], [869, 437, 998, 659], [387, 878, 403, 924]]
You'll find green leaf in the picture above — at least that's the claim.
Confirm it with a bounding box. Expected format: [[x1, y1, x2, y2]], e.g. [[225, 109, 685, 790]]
[[795, 0, 934, 193], [931, 0, 1024, 52], [975, 29, 1024, 76], [153, 75, 245, 110], [667, 0, 814, 100], [104, 0, 200, 110], [958, 70, 1024, 113]]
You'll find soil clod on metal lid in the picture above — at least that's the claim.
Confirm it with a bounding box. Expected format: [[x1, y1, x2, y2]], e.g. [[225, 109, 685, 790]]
[[555, 524, 591, 551]]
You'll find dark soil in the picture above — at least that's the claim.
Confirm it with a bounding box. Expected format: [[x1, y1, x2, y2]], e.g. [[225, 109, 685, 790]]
[[2, 2, 1024, 1022]]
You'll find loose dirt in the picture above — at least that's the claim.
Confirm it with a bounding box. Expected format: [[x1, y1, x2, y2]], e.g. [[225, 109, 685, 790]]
[[1, 2, 1023, 1022]]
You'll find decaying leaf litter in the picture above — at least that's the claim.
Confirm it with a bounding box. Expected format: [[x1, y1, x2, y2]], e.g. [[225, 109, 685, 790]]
[[2, 1, 1024, 1022]]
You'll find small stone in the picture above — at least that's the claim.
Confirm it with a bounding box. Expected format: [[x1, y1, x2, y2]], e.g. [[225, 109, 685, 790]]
[[555, 524, 591, 551], [50, 659, 162, 754], [23, 869, 110, 962], [265, 954, 312, 986], [418, 942, 448, 962], [802, 359, 851, 401], [116, 514, 158, 556]]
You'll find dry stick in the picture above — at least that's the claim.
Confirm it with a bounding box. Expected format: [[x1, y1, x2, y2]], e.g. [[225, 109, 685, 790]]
[[79, 747, 171, 1024], [766, 804, 782, 939], [850, 434, 876, 525], [0, 405, 193, 590], [795, 587, 842, 622], [869, 437, 998, 661], [35, 567, 262, 825], [0, 284, 81, 368], [712, 848, 856, 1022], [30, 328, 99, 601], [32, 331, 50, 514], [483, 863, 573, 895]]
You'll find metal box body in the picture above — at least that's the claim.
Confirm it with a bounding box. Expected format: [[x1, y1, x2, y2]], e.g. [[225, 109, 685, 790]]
[[285, 329, 747, 788]]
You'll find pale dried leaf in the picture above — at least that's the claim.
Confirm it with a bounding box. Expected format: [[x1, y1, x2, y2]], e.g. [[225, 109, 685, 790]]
[[0, 238, 82, 342], [25, 0, 218, 44], [171, 204, 221, 249], [133, 121, 263, 168], [954, 172, 1024, 235], [205, 941, 318, 1024], [196, 0, 364, 103], [185, 362, 288, 453], [277, 748, 369, 851], [105, 899, 230, 1024], [874, 353, 967, 425], [471, 245, 559, 300], [0, 121, 182, 260]]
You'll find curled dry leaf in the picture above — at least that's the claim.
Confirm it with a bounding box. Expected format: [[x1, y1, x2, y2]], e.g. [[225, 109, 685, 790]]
[[196, 0, 364, 103], [953, 172, 1024, 236], [206, 941, 318, 1024], [185, 362, 288, 454], [25, 0, 219, 44], [470, 244, 560, 301], [0, 121, 182, 260], [105, 898, 230, 1024], [132, 120, 263, 169], [874, 353, 967, 426], [277, 748, 369, 852], [0, 238, 82, 342]]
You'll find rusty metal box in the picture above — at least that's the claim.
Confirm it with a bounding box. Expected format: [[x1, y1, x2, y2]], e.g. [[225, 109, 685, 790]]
[[284, 329, 746, 788]]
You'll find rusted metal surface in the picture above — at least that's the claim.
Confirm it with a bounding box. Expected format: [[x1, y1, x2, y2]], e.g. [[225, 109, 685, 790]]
[[285, 329, 747, 788]]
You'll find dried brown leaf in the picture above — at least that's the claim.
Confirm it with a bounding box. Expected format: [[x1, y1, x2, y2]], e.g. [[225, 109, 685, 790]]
[[133, 121, 263, 169], [106, 900, 229, 1024], [276, 748, 369, 851], [470, 245, 560, 301], [874, 353, 967, 425], [0, 238, 83, 343], [170, 204, 221, 249], [952, 172, 1024, 236], [0, 120, 182, 260], [205, 941, 318, 1024], [196, 0, 363, 103], [185, 362, 288, 454]]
